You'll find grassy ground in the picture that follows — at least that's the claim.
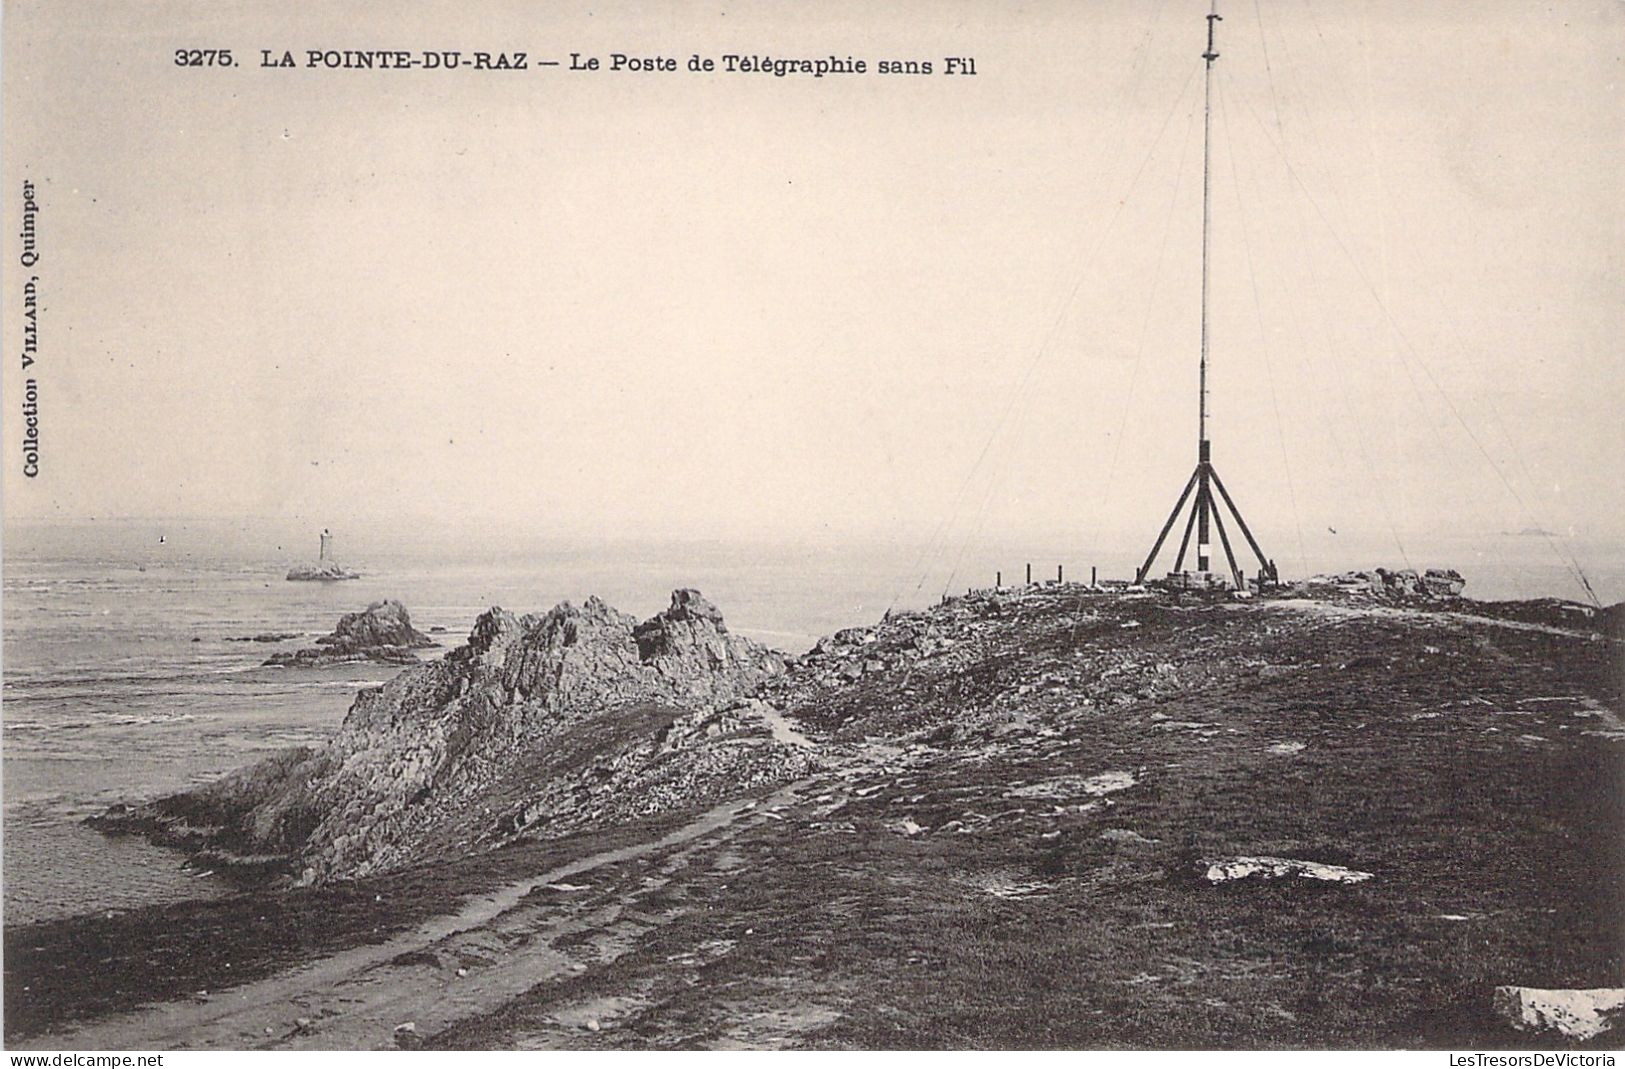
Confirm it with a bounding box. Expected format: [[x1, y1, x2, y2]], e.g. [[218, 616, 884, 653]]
[[431, 596, 1624, 1049], [10, 592, 1622, 1048]]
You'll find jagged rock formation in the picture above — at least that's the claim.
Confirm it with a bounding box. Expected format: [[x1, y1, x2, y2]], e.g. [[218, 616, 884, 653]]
[[265, 600, 437, 667], [100, 590, 804, 882]]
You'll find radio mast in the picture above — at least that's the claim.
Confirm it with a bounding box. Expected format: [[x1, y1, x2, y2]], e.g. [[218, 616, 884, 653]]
[[1135, 0, 1276, 590]]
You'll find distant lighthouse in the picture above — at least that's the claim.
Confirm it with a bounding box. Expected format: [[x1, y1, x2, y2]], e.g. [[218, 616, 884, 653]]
[[288, 527, 358, 581]]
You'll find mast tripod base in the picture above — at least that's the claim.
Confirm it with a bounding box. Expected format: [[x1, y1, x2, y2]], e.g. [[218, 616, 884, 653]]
[[1134, 442, 1278, 591], [1161, 569, 1234, 592]]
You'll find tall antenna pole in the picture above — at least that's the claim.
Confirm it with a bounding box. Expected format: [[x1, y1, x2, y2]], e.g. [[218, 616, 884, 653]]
[[1199, 0, 1220, 450], [1194, 0, 1221, 572], [1137, 0, 1273, 590]]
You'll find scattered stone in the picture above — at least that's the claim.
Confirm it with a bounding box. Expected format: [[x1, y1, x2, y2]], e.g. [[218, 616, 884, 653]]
[[1008, 770, 1137, 799], [1492, 986, 1625, 1041], [1292, 566, 1464, 600], [586, 1019, 601, 1032], [891, 817, 925, 836], [979, 878, 1057, 899], [1100, 828, 1158, 846], [389, 948, 443, 969], [1574, 703, 1625, 741], [1267, 741, 1306, 755], [1202, 856, 1373, 885], [1082, 771, 1137, 795], [1423, 568, 1467, 597]]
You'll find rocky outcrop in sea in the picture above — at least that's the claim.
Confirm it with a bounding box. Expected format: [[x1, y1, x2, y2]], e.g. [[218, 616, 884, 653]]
[[264, 600, 438, 667], [99, 590, 807, 882], [286, 561, 360, 581]]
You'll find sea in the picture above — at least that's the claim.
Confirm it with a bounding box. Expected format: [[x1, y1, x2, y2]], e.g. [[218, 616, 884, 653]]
[[3, 517, 1618, 927]]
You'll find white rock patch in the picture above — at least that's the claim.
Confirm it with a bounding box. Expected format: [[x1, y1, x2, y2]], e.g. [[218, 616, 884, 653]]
[[1203, 856, 1373, 885], [1006, 770, 1138, 799], [1492, 986, 1625, 1041]]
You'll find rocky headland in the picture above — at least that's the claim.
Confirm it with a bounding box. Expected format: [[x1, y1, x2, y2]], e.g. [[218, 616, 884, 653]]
[[15, 576, 1623, 1050], [263, 600, 438, 668], [104, 590, 803, 881]]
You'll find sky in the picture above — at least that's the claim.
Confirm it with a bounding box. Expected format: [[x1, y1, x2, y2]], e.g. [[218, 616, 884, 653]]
[[4, 1, 1622, 571]]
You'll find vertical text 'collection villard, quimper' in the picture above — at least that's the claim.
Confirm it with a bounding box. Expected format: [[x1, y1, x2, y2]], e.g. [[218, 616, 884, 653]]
[[20, 179, 41, 478]]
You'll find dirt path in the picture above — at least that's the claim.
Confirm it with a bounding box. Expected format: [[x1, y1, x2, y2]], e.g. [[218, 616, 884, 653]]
[[751, 701, 816, 748], [27, 784, 812, 1051]]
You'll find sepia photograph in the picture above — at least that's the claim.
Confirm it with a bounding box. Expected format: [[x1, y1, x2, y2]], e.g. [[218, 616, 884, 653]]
[[2, 0, 1621, 1055]]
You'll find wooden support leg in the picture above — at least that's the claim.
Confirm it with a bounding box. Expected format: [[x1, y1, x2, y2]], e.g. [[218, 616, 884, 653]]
[[1136, 467, 1201, 582], [1173, 492, 1201, 573], [1208, 465, 1269, 572], [1209, 495, 1244, 590]]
